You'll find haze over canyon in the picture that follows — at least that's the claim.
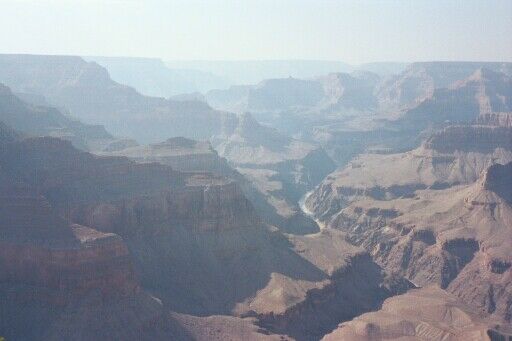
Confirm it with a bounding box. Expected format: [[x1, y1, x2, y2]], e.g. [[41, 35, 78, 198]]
[[1, 1, 512, 340]]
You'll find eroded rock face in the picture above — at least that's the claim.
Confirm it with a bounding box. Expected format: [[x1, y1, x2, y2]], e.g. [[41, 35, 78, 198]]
[[397, 68, 512, 129], [305, 113, 512, 324], [103, 136, 236, 178], [478, 112, 512, 127], [307, 120, 512, 222], [482, 162, 512, 203], [376, 62, 512, 111], [424, 125, 512, 154], [213, 113, 336, 234], [0, 136, 331, 322], [248, 254, 411, 341], [307, 160, 512, 323], [0, 136, 247, 292], [0, 175, 182, 340], [233, 230, 412, 341], [69, 176, 259, 236], [0, 141, 299, 340], [0, 188, 282, 340], [322, 287, 509, 341], [0, 133, 417, 340], [207, 71, 380, 115]]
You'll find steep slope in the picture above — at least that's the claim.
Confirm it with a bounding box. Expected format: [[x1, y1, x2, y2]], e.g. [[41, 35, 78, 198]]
[[99, 136, 302, 234], [318, 71, 379, 111], [102, 136, 235, 177], [0, 135, 327, 317], [323, 287, 510, 341], [0, 136, 256, 313], [206, 72, 379, 119], [398, 68, 512, 127], [0, 165, 290, 340], [307, 122, 512, 221], [0, 132, 413, 340], [0, 173, 180, 340], [308, 158, 512, 323], [234, 230, 412, 341], [377, 61, 512, 111], [214, 113, 336, 234]]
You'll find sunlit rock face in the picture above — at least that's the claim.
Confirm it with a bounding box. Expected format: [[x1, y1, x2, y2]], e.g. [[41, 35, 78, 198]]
[[304, 102, 512, 324], [323, 287, 508, 341], [306, 154, 512, 323], [376, 62, 512, 111], [397, 68, 512, 128]]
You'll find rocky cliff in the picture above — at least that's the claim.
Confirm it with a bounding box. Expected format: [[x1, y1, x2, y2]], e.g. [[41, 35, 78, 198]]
[[323, 287, 510, 341], [0, 132, 416, 340], [424, 125, 512, 153], [234, 230, 412, 341], [103, 136, 236, 177], [477, 112, 512, 127], [214, 113, 336, 234], [307, 161, 512, 324], [0, 173, 183, 340], [0, 167, 291, 340], [376, 61, 512, 111], [398, 68, 512, 128], [306, 121, 512, 222], [305, 114, 512, 325]]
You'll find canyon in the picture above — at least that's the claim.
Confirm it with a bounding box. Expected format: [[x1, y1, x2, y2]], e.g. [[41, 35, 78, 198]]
[[0, 55, 511, 340]]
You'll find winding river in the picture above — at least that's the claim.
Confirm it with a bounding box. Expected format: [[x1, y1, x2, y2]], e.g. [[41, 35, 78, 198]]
[[298, 190, 326, 230]]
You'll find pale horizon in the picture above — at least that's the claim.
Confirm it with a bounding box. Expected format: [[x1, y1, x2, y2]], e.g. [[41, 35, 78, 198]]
[[2, 0, 511, 64]]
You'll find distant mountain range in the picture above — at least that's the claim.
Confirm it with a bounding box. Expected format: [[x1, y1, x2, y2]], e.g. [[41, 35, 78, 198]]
[[85, 57, 409, 97], [84, 56, 231, 97]]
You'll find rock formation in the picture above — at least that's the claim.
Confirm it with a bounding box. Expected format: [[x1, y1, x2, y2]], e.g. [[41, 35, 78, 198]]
[[103, 136, 235, 177], [0, 164, 292, 340], [234, 230, 412, 340], [307, 144, 512, 323], [0, 167, 181, 340], [376, 61, 512, 111], [323, 287, 510, 341], [307, 120, 512, 222], [398, 68, 512, 128], [0, 129, 414, 340], [3, 55, 512, 340], [213, 113, 336, 234]]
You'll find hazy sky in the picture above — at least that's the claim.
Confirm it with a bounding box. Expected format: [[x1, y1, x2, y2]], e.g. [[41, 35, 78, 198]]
[[1, 0, 511, 64]]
